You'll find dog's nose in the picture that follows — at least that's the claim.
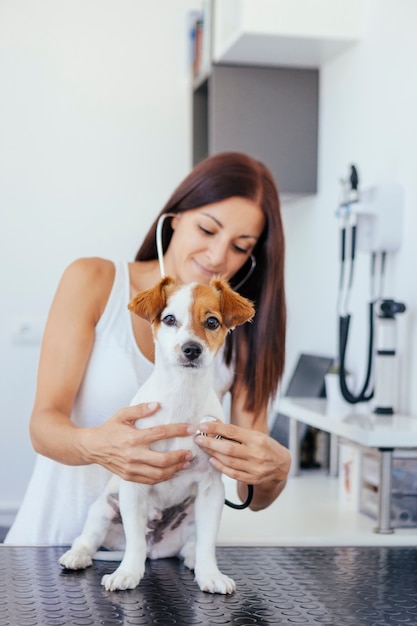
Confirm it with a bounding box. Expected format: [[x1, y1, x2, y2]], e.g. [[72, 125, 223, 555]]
[[182, 342, 202, 361]]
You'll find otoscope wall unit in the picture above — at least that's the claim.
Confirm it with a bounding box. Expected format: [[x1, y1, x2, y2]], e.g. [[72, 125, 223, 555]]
[[354, 184, 404, 254], [336, 168, 406, 413]]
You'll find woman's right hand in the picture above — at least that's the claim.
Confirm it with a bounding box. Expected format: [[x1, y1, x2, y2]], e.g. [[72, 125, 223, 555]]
[[81, 402, 195, 484]]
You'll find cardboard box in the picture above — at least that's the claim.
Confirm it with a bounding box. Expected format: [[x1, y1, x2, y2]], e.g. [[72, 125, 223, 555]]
[[338, 442, 361, 510]]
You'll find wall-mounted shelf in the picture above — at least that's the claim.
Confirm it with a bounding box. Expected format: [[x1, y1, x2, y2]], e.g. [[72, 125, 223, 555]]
[[191, 0, 364, 198], [212, 0, 364, 69]]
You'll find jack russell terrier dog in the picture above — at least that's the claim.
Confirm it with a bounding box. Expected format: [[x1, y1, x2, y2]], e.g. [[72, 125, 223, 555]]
[[59, 276, 254, 594]]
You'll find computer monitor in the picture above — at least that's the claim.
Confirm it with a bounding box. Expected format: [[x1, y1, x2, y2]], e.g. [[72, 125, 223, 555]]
[[285, 353, 335, 398], [270, 353, 334, 455]]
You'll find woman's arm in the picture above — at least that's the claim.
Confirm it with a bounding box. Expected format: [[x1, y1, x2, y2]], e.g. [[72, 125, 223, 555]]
[[29, 257, 193, 483], [29, 257, 109, 463], [195, 383, 291, 511], [230, 386, 291, 510]]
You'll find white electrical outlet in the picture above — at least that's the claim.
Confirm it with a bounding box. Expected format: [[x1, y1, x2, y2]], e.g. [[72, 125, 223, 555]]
[[12, 323, 43, 346]]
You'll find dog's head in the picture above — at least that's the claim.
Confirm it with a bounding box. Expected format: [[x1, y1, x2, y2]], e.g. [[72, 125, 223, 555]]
[[128, 276, 255, 369]]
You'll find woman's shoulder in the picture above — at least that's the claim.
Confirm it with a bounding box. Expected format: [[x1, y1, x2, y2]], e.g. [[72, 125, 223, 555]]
[[63, 257, 115, 283], [56, 258, 117, 321], [62, 257, 115, 288]]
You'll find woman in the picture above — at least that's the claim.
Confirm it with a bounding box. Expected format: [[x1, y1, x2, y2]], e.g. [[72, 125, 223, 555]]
[[5, 151, 290, 545]]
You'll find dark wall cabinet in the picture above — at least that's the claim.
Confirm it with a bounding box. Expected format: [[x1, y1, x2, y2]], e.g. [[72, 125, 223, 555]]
[[193, 64, 319, 199]]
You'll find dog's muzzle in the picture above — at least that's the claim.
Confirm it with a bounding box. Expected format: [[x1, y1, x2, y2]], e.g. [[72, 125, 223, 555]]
[[182, 341, 202, 364]]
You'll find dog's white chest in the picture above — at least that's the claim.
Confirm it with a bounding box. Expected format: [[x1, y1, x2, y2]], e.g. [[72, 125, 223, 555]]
[[133, 378, 224, 438]]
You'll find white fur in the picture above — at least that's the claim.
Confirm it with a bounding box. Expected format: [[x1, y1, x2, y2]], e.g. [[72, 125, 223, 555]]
[[59, 280, 247, 595]]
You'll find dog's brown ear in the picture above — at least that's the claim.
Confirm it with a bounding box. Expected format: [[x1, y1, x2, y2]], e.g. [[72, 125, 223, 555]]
[[211, 278, 255, 329], [128, 276, 176, 322]]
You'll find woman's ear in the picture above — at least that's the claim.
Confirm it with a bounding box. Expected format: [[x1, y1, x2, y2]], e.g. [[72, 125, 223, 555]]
[[171, 213, 181, 231]]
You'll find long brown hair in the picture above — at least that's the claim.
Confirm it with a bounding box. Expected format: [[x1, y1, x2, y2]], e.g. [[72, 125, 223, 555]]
[[135, 152, 286, 414]]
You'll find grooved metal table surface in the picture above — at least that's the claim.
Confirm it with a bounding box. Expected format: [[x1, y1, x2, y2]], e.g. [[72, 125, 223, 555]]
[[1, 545, 417, 625]]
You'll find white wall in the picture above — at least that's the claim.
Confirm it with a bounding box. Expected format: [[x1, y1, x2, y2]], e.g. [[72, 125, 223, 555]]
[[0, 0, 200, 523], [282, 0, 417, 417]]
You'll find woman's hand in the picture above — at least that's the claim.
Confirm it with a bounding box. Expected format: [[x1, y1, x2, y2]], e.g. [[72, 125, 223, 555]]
[[81, 402, 195, 484], [194, 420, 291, 509]]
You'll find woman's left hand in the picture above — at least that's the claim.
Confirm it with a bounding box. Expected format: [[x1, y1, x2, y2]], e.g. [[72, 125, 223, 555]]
[[194, 420, 290, 487]]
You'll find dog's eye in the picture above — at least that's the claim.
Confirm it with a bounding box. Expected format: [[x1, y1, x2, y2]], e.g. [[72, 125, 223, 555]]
[[205, 316, 220, 330], [162, 314, 177, 327]]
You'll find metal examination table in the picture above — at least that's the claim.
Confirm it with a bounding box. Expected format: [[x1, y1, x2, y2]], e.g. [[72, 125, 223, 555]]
[[1, 545, 417, 625]]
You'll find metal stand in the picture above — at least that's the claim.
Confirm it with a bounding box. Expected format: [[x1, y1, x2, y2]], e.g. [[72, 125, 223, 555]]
[[374, 447, 394, 534], [289, 417, 300, 476], [329, 433, 339, 477]]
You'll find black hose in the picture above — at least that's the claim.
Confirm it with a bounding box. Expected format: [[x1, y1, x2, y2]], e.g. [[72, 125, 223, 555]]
[[338, 302, 374, 403], [225, 484, 254, 510]]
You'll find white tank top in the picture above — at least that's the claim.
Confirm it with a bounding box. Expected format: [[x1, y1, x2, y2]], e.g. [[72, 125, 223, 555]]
[[5, 261, 234, 545]]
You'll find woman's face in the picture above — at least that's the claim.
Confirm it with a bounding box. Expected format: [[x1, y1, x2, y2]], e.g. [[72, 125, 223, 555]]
[[164, 197, 265, 285]]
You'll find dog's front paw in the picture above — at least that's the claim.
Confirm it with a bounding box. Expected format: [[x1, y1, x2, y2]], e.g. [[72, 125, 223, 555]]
[[59, 548, 93, 570], [195, 569, 236, 594], [101, 566, 144, 591]]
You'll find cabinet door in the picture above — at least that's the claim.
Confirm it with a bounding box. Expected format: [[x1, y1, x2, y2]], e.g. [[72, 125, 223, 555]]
[[208, 64, 318, 197]]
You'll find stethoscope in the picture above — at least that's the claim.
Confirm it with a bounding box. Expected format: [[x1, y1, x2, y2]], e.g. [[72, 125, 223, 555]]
[[155, 212, 254, 509]]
